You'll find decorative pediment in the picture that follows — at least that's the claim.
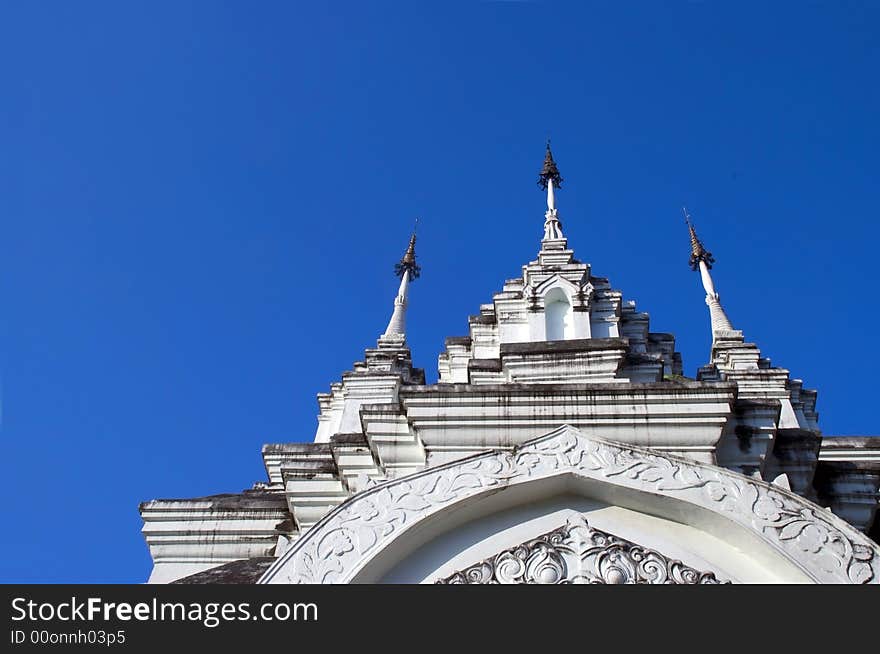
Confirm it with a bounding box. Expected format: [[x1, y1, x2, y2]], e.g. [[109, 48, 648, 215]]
[[533, 273, 581, 300], [259, 425, 880, 584], [436, 513, 727, 584]]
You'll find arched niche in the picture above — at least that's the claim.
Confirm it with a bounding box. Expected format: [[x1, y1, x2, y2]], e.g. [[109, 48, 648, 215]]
[[259, 426, 880, 585], [544, 287, 574, 341]]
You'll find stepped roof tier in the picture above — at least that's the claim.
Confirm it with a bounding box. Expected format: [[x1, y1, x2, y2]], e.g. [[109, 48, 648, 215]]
[[140, 146, 880, 584]]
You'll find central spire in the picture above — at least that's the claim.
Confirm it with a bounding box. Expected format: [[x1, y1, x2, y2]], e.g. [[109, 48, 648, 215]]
[[538, 141, 565, 241], [383, 224, 420, 339]]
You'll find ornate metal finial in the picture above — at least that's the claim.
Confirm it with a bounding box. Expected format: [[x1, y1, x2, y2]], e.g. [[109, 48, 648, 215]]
[[538, 140, 563, 190], [394, 220, 421, 280], [684, 207, 715, 271]]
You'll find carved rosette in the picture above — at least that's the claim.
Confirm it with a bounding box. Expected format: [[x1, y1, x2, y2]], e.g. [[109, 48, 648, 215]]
[[259, 426, 880, 585], [437, 515, 727, 584]]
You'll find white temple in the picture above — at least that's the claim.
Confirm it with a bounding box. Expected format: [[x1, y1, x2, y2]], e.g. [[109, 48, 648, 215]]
[[140, 144, 880, 584]]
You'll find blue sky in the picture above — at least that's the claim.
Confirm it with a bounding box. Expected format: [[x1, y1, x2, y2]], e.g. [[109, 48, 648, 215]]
[[1, 2, 877, 582]]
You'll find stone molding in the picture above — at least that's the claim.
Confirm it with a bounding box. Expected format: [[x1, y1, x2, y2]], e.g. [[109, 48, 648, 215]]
[[436, 513, 728, 584], [259, 425, 880, 584]]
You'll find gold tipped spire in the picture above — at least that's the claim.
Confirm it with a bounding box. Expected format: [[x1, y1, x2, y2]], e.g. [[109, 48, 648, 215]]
[[538, 140, 563, 190], [684, 207, 715, 271], [394, 220, 421, 280]]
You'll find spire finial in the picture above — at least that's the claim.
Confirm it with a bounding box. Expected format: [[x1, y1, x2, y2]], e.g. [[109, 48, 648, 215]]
[[684, 207, 734, 337], [538, 140, 563, 190], [684, 207, 715, 271], [394, 220, 421, 280], [383, 224, 421, 339], [539, 142, 565, 241]]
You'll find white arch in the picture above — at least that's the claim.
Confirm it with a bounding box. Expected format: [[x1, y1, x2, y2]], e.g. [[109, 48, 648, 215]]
[[259, 426, 880, 584]]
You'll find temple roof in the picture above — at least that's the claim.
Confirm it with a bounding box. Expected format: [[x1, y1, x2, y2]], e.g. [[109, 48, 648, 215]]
[[139, 144, 880, 586], [172, 558, 276, 584]]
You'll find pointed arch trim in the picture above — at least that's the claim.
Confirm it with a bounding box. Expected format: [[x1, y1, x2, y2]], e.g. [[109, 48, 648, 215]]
[[259, 426, 879, 584]]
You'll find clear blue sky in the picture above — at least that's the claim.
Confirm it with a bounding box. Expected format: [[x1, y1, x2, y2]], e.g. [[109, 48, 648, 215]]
[[1, 2, 877, 582]]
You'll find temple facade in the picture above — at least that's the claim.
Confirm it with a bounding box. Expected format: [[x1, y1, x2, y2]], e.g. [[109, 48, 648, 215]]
[[140, 145, 880, 584]]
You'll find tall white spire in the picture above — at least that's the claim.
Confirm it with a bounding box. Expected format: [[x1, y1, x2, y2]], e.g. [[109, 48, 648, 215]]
[[539, 141, 564, 241], [382, 229, 420, 339], [685, 209, 735, 336]]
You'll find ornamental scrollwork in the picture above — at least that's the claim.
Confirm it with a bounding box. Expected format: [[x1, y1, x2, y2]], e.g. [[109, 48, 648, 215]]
[[437, 515, 728, 584]]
